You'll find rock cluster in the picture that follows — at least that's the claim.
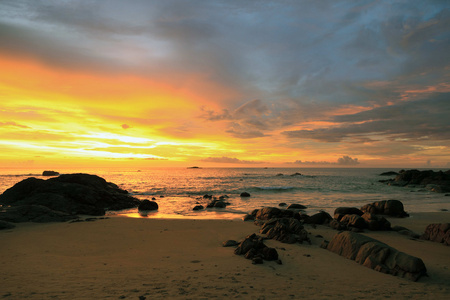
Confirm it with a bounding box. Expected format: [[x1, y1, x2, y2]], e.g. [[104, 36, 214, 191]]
[[0, 173, 141, 227], [323, 231, 427, 281], [380, 169, 450, 193], [230, 233, 281, 264], [420, 223, 450, 246]]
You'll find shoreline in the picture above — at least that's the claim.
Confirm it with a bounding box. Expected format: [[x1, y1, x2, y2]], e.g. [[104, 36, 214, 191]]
[[1, 212, 449, 299]]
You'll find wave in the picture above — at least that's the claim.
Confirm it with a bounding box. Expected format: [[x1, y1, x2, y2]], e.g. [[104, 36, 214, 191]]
[[254, 186, 296, 191]]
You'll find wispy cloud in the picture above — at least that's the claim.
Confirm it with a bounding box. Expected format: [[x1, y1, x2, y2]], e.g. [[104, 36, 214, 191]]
[[200, 156, 265, 164]]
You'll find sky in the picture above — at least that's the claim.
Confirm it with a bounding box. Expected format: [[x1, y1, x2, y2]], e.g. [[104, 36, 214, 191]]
[[0, 0, 449, 169]]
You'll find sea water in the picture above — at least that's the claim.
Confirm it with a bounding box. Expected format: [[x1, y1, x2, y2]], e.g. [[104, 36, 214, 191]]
[[0, 168, 449, 219]]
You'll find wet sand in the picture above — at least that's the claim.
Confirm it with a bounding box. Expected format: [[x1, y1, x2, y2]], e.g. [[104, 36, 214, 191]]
[[1, 212, 449, 299]]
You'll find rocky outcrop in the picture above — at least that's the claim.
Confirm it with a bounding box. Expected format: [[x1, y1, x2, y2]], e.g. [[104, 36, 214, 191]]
[[420, 223, 450, 246], [259, 217, 310, 244], [325, 231, 427, 281], [0, 173, 140, 222], [360, 200, 408, 217], [381, 169, 450, 192], [233, 233, 280, 264], [331, 206, 392, 231], [240, 192, 251, 197]]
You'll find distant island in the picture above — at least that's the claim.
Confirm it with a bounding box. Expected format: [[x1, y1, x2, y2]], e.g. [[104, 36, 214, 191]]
[[187, 166, 201, 169]]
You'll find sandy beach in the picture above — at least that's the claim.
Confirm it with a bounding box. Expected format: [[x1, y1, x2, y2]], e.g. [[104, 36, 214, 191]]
[[1, 212, 449, 299]]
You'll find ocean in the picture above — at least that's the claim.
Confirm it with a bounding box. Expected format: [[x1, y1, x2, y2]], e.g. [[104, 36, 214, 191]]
[[1, 167, 449, 219]]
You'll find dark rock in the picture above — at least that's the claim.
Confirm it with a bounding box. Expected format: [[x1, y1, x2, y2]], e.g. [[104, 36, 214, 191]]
[[379, 171, 399, 176], [255, 207, 282, 220], [420, 223, 450, 245], [222, 240, 239, 247], [242, 214, 254, 221], [326, 231, 427, 281], [287, 203, 307, 210], [193, 205, 204, 211], [361, 213, 391, 231], [203, 194, 213, 199], [0, 174, 140, 219], [206, 199, 228, 208], [264, 218, 309, 244], [334, 207, 363, 217], [290, 173, 302, 176], [0, 220, 15, 230], [42, 170, 59, 176], [340, 214, 367, 229], [261, 247, 278, 260], [138, 200, 158, 211], [240, 192, 251, 197], [306, 211, 332, 225], [252, 257, 264, 264], [276, 173, 284, 176], [0, 205, 78, 223], [278, 202, 287, 207], [360, 200, 408, 217]]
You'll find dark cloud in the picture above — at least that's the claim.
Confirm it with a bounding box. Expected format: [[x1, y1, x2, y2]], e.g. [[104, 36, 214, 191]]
[[121, 124, 130, 129], [284, 93, 450, 143], [200, 156, 264, 164], [337, 156, 359, 165]]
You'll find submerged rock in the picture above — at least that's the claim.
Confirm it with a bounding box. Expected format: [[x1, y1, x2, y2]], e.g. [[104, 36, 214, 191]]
[[326, 231, 427, 281]]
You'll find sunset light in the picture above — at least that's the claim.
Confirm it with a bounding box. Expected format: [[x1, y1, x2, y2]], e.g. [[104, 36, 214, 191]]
[[0, 1, 449, 169]]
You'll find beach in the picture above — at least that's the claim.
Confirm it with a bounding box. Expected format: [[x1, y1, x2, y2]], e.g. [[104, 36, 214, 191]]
[[1, 212, 449, 299]]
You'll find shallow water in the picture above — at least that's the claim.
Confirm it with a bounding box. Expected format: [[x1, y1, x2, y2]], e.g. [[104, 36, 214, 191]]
[[1, 167, 449, 219]]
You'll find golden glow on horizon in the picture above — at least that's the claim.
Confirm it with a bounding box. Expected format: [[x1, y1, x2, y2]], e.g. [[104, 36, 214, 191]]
[[1, 53, 448, 168]]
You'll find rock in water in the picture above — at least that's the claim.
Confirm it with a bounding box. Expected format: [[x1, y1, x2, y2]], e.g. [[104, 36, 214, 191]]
[[138, 199, 159, 211], [326, 231, 427, 281], [0, 173, 140, 220]]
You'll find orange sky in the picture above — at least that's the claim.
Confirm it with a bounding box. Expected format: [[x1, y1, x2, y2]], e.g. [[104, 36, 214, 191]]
[[0, 1, 449, 169]]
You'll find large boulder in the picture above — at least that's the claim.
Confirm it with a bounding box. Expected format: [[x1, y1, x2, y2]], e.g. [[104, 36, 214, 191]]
[[0, 174, 140, 219], [326, 231, 427, 281], [360, 200, 408, 217], [420, 223, 450, 246]]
